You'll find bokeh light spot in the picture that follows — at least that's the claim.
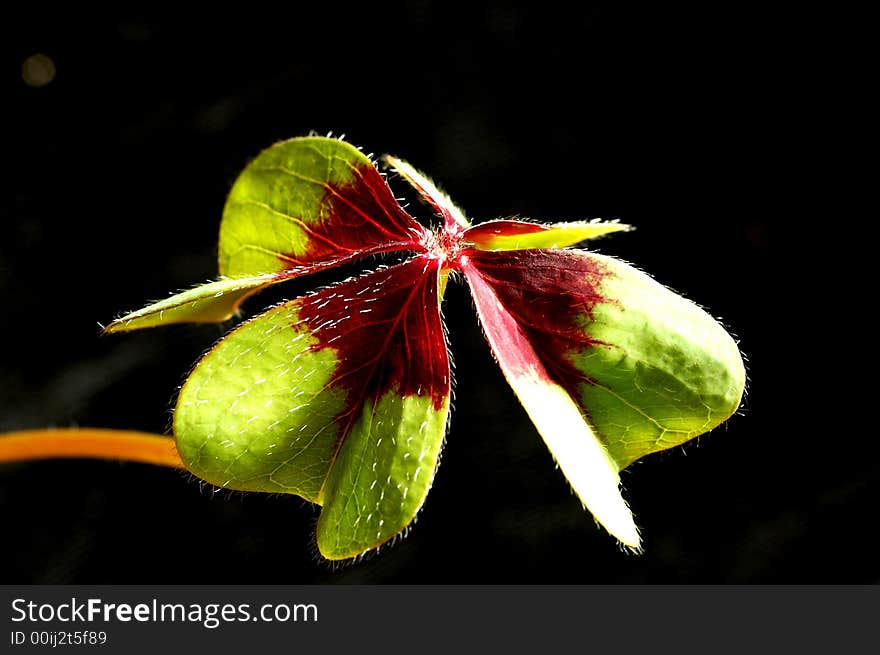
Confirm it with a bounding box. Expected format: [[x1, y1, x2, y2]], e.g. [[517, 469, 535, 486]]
[[22, 53, 56, 88]]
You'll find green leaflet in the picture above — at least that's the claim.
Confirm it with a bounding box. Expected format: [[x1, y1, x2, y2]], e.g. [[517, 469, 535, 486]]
[[104, 274, 280, 334], [463, 219, 631, 251], [460, 248, 744, 546], [571, 253, 745, 469], [106, 136, 427, 333], [460, 248, 744, 474], [174, 302, 343, 501], [317, 391, 449, 559], [173, 256, 451, 559], [219, 136, 425, 278]]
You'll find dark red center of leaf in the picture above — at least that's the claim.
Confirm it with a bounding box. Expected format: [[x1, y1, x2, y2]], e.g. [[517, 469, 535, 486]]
[[275, 163, 429, 271], [294, 255, 450, 427], [462, 248, 611, 392]]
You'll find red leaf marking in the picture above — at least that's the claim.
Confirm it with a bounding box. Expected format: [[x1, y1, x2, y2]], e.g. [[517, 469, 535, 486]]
[[460, 257, 553, 383], [295, 255, 450, 431], [463, 219, 550, 243], [273, 162, 429, 270], [461, 248, 611, 390]]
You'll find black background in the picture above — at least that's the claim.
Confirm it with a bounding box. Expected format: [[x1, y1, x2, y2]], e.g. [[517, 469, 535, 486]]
[[1, 5, 872, 583]]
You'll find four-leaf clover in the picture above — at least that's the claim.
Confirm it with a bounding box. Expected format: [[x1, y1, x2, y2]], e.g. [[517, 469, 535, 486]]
[[106, 136, 745, 560]]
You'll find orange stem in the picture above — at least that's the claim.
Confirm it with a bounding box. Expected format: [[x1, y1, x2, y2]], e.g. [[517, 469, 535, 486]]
[[0, 428, 185, 469]]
